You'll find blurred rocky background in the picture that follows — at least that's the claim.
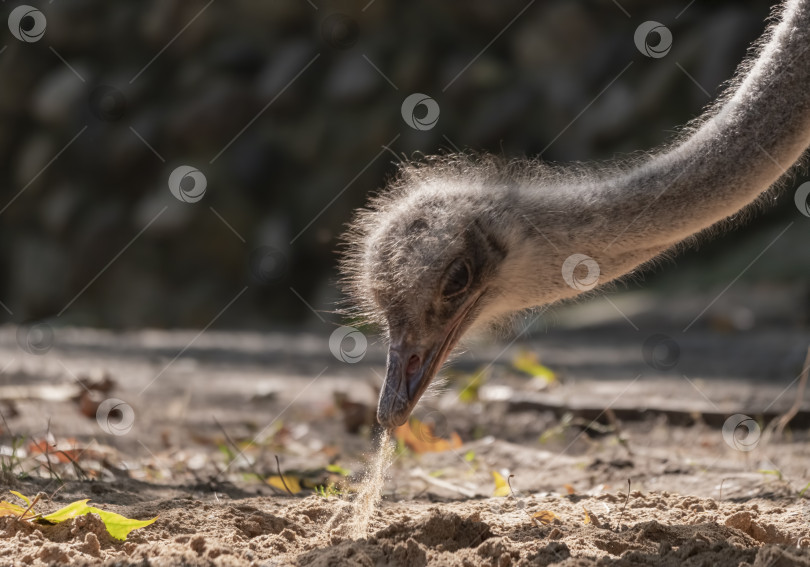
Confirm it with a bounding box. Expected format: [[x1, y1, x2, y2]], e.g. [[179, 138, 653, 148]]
[[0, 0, 807, 332]]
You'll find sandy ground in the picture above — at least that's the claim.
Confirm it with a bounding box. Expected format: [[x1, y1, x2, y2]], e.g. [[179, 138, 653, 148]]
[[2, 298, 810, 566], [2, 476, 810, 566]]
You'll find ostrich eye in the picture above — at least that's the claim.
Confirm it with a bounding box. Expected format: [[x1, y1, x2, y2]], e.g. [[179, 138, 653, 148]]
[[442, 258, 471, 299]]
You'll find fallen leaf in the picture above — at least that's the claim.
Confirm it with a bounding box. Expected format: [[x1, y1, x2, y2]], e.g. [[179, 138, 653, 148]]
[[10, 491, 31, 507], [456, 370, 487, 403], [0, 500, 27, 518], [532, 510, 557, 525], [582, 506, 601, 527], [512, 351, 556, 383], [492, 471, 511, 497], [325, 464, 351, 476], [563, 484, 575, 495], [2, 492, 157, 540], [266, 474, 303, 494], [41, 500, 157, 540], [394, 418, 463, 454]]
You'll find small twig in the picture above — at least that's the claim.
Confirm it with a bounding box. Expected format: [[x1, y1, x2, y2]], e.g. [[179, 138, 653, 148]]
[[212, 416, 267, 484], [410, 468, 476, 498], [719, 478, 727, 501], [275, 455, 294, 496], [41, 421, 61, 483], [506, 474, 520, 498], [59, 449, 87, 481], [619, 479, 630, 526], [19, 493, 42, 521], [48, 484, 66, 502]]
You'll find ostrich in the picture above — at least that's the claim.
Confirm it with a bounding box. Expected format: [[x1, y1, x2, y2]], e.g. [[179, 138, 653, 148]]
[[341, 0, 810, 429]]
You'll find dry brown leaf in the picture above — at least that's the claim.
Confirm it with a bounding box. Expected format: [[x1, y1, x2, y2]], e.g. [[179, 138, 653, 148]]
[[582, 506, 601, 527], [531, 510, 557, 525], [394, 418, 463, 454]]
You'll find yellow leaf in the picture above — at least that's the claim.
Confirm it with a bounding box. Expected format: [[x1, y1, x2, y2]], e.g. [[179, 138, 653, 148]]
[[512, 351, 556, 383], [532, 510, 557, 525], [266, 475, 302, 494], [582, 505, 598, 525], [492, 471, 511, 497], [9, 491, 31, 507], [41, 500, 157, 541], [1, 492, 156, 540], [0, 500, 27, 518]]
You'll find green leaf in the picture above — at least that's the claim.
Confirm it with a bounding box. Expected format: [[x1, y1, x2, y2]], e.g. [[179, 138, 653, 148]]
[[41, 499, 92, 522], [512, 351, 556, 383], [326, 463, 351, 476], [42, 499, 157, 541], [87, 508, 158, 541], [9, 491, 31, 507]]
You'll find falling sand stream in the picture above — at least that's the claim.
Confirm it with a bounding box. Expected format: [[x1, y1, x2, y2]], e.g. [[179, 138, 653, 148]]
[[347, 429, 395, 539]]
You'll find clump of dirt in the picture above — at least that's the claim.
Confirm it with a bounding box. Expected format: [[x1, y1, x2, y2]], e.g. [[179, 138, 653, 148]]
[[372, 509, 493, 551]]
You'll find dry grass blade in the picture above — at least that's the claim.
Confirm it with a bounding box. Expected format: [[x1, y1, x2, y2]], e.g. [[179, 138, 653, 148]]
[[766, 345, 810, 440]]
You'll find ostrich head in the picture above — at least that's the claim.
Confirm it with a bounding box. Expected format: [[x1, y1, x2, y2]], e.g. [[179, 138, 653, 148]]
[[341, 158, 518, 429]]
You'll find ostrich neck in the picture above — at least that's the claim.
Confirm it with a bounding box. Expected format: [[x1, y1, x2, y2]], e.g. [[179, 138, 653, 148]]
[[499, 0, 810, 311]]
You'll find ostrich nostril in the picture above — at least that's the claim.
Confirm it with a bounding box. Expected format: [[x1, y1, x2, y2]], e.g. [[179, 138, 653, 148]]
[[406, 354, 421, 377]]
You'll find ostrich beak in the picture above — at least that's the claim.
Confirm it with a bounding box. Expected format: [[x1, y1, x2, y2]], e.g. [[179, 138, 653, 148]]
[[376, 295, 483, 429], [377, 344, 439, 429]]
